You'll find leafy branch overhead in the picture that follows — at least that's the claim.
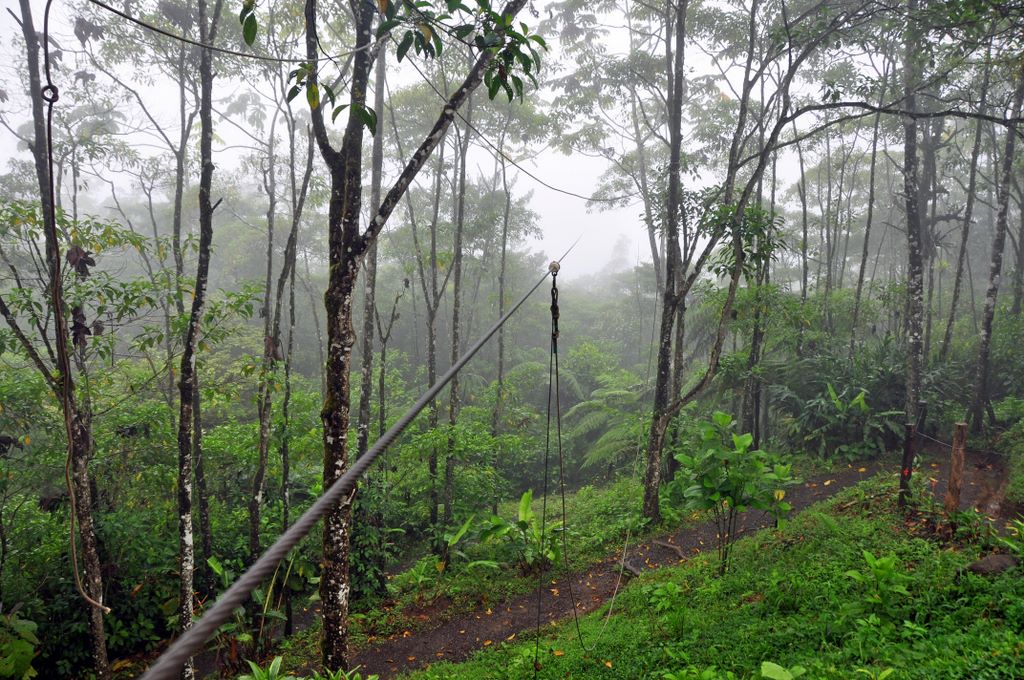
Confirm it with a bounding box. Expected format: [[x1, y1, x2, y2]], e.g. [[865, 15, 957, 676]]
[[238, 0, 547, 134]]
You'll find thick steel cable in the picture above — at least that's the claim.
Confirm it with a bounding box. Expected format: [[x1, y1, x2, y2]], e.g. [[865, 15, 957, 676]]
[[142, 237, 582, 680]]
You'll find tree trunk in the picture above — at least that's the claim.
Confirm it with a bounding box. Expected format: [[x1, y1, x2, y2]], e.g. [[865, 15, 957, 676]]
[[17, 0, 109, 673], [642, 0, 687, 523], [193, 374, 213, 593], [902, 0, 925, 423], [356, 50, 387, 459], [940, 58, 990, 362], [250, 111, 279, 565], [1013, 190, 1024, 316], [491, 140, 512, 514], [969, 67, 1024, 431], [850, 69, 887, 359], [443, 95, 473, 553], [175, 0, 221, 674], [303, 0, 530, 666]]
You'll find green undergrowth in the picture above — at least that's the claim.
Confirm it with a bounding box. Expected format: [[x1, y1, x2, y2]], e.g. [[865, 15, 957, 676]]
[[399, 475, 1024, 680], [249, 455, 878, 676], [997, 417, 1024, 505], [265, 477, 655, 672]]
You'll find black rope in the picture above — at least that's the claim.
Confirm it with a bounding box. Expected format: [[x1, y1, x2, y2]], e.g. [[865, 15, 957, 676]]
[[552, 265, 588, 652], [532, 265, 556, 676], [41, 0, 111, 616], [532, 261, 587, 678], [141, 237, 584, 679]]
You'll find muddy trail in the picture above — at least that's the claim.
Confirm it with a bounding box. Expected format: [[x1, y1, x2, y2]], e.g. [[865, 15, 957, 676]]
[[339, 446, 1007, 679], [190, 446, 1007, 679]]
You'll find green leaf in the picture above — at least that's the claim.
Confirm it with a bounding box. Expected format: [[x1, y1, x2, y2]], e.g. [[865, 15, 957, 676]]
[[518, 489, 533, 523], [377, 17, 402, 37], [447, 515, 474, 548], [760, 661, 793, 680], [306, 82, 320, 109], [397, 30, 415, 61], [353, 103, 378, 135], [242, 13, 258, 46], [331, 103, 349, 123], [486, 72, 501, 100]]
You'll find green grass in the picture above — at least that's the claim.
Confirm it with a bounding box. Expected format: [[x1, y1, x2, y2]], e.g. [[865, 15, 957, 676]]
[[399, 476, 1024, 679]]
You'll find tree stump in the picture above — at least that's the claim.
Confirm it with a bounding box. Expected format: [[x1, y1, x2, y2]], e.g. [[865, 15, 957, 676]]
[[944, 423, 968, 515]]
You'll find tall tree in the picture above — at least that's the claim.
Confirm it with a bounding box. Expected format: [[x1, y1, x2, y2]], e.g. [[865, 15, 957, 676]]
[[7, 1, 109, 674], [299, 0, 534, 667], [175, 0, 223, 676], [901, 0, 925, 423], [969, 66, 1024, 430]]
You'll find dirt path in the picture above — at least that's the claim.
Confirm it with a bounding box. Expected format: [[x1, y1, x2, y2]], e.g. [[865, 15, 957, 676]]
[[347, 447, 1006, 678], [187, 447, 1004, 679]]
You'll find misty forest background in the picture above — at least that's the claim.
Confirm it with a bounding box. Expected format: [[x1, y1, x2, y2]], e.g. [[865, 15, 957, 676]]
[[2, 0, 1024, 677]]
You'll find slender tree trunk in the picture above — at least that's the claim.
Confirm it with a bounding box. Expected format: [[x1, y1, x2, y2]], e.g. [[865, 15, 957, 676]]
[[280, 255, 297, 635], [306, 0, 373, 667], [795, 134, 810, 353], [175, 1, 221, 675], [902, 0, 925, 423], [940, 59, 990, 362], [193, 374, 213, 593], [443, 95, 473, 551], [250, 111, 279, 565], [491, 141, 512, 514], [17, 0, 109, 673], [357, 50, 387, 459], [643, 0, 687, 523], [850, 75, 886, 360], [171, 56, 189, 317], [969, 67, 1024, 431], [1013, 191, 1024, 316]]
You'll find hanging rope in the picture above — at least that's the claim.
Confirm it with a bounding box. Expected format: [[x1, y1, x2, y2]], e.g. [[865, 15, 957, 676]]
[[39, 0, 111, 616], [533, 261, 587, 678]]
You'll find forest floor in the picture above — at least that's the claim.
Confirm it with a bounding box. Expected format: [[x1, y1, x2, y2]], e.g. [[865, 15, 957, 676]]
[[305, 444, 1006, 679]]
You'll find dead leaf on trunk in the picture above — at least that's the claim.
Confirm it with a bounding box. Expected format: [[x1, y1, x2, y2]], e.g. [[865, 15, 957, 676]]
[[71, 305, 91, 348], [66, 245, 96, 277]]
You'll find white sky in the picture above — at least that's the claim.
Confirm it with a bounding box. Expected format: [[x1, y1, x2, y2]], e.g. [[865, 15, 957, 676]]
[[0, 0, 672, 277]]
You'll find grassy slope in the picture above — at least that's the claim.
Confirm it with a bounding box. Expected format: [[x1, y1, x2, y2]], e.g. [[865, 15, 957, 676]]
[[400, 477, 1024, 680]]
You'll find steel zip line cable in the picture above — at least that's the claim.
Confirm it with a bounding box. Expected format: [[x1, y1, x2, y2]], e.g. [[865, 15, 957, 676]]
[[141, 234, 582, 680]]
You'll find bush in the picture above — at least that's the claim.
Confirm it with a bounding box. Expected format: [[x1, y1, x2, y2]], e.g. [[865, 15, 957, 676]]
[[664, 412, 794, 574]]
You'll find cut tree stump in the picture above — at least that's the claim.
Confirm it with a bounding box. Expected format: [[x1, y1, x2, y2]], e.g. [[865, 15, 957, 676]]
[[944, 422, 967, 515]]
